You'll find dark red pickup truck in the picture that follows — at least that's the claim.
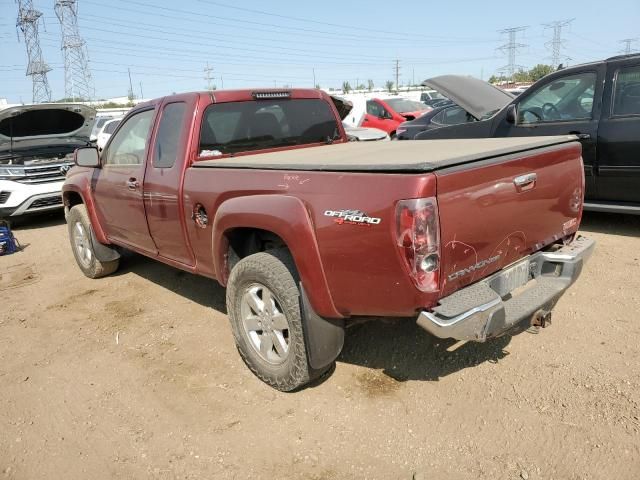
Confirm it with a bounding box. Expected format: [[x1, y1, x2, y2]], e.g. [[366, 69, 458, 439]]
[[63, 89, 594, 391]]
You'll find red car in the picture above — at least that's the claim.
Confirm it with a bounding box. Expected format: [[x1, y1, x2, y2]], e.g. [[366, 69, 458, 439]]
[[362, 97, 431, 137], [62, 88, 593, 391]]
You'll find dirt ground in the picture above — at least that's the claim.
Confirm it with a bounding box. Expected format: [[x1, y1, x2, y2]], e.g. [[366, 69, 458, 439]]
[[1, 211, 639, 480]]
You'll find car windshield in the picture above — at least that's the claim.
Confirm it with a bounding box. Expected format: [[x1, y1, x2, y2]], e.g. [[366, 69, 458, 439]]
[[199, 98, 340, 155], [385, 98, 430, 113]]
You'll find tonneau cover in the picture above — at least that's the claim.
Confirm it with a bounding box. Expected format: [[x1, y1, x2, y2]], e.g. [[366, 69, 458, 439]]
[[193, 136, 578, 173]]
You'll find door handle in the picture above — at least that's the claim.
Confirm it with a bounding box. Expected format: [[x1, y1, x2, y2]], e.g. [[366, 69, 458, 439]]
[[126, 178, 139, 190], [570, 132, 591, 140], [514, 173, 537, 191]]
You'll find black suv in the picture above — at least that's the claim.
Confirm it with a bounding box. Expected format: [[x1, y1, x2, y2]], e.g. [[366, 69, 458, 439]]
[[416, 54, 640, 214]]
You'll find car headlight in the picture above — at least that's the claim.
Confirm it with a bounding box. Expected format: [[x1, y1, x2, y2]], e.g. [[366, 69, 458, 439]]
[[0, 166, 26, 180]]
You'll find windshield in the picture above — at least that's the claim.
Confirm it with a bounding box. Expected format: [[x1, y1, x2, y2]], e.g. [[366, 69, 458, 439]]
[[385, 98, 430, 113], [199, 99, 339, 156]]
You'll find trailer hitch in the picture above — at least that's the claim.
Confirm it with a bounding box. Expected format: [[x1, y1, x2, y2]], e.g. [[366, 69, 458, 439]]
[[531, 310, 552, 328]]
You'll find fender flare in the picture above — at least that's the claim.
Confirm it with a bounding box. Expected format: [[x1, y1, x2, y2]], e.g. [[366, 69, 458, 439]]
[[62, 176, 109, 245], [212, 194, 342, 319]]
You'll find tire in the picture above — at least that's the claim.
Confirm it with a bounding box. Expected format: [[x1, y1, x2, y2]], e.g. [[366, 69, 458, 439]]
[[226, 249, 313, 391], [67, 204, 119, 279]]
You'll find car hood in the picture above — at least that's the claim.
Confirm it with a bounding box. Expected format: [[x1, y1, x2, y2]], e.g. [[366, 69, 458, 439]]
[[330, 95, 353, 120], [421, 75, 513, 120], [0, 103, 96, 152]]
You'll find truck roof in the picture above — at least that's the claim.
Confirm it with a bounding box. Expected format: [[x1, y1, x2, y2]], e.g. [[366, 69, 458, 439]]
[[193, 136, 579, 173], [132, 88, 330, 110]]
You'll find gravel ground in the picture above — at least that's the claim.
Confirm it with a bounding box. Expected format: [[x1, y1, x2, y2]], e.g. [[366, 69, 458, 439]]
[[1, 211, 639, 480]]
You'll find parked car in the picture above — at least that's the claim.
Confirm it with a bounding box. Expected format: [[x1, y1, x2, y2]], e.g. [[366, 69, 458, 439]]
[[330, 95, 389, 141], [416, 54, 640, 214], [420, 89, 448, 107], [396, 101, 476, 140], [0, 103, 95, 218], [63, 88, 593, 391], [90, 115, 116, 142], [343, 122, 389, 141], [96, 118, 122, 150], [362, 97, 431, 138]]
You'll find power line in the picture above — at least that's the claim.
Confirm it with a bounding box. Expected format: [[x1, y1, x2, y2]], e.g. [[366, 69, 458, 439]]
[[497, 26, 528, 81], [55, 0, 94, 101], [542, 19, 574, 67], [16, 0, 52, 103]]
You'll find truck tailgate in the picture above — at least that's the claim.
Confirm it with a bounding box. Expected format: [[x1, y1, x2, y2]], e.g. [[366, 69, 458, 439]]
[[436, 141, 584, 297]]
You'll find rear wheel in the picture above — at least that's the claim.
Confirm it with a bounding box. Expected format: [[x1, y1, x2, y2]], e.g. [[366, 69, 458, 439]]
[[226, 249, 312, 391], [67, 205, 119, 278]]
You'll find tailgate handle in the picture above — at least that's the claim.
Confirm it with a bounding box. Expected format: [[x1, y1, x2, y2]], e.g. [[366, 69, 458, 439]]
[[514, 173, 537, 191]]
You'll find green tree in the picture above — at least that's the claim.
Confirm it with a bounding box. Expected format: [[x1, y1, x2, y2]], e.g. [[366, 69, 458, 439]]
[[315, 84, 321, 89], [385, 80, 394, 92], [342, 81, 351, 93], [367, 79, 374, 91], [528, 64, 555, 82]]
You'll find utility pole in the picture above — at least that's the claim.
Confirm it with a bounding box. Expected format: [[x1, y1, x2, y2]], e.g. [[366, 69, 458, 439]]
[[204, 62, 214, 90], [127, 68, 134, 101], [55, 0, 94, 101], [16, 0, 52, 103], [394, 59, 400, 92], [312, 68, 316, 88], [619, 38, 639, 55], [139, 82, 143, 100], [497, 26, 528, 82], [543, 19, 574, 68]]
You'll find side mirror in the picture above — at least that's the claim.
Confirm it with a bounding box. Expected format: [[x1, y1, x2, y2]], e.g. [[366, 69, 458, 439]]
[[505, 104, 517, 124], [75, 146, 100, 168]]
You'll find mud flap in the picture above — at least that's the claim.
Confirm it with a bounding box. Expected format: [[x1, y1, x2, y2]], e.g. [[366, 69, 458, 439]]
[[89, 226, 120, 262], [299, 285, 345, 371]]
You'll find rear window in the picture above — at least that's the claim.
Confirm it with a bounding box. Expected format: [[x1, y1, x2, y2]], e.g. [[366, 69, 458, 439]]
[[103, 120, 120, 134], [199, 99, 339, 155], [0, 109, 85, 137]]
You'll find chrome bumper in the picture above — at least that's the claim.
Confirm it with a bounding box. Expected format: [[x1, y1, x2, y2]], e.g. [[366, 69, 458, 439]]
[[417, 235, 595, 342]]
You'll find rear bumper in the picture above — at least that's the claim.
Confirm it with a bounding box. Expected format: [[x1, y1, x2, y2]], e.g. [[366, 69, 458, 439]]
[[416, 235, 595, 342]]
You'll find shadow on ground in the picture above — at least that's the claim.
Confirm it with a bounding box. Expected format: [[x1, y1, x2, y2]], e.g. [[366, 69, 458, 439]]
[[7, 211, 66, 230], [580, 211, 640, 237], [339, 318, 512, 382], [116, 251, 227, 313]]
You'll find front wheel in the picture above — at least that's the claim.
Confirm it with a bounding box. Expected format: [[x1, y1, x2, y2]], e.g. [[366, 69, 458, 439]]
[[226, 249, 313, 391], [67, 205, 119, 278]]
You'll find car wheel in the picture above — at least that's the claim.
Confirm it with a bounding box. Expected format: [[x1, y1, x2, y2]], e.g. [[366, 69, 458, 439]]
[[67, 204, 119, 278], [226, 249, 313, 391]]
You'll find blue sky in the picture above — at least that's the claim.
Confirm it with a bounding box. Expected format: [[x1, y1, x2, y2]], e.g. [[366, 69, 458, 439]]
[[1, 0, 639, 103]]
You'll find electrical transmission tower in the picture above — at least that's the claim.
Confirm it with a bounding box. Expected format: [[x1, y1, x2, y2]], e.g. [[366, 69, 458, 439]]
[[16, 0, 52, 103], [497, 26, 528, 82], [204, 62, 215, 90], [55, 0, 94, 101], [619, 38, 639, 55], [543, 19, 574, 68]]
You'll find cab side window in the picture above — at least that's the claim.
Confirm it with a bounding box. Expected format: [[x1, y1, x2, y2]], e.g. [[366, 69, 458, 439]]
[[153, 102, 187, 168], [104, 110, 155, 166], [613, 66, 640, 116], [518, 72, 596, 124], [366, 100, 382, 117]]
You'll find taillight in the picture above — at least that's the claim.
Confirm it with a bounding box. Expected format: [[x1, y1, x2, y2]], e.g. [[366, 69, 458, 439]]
[[395, 197, 440, 292]]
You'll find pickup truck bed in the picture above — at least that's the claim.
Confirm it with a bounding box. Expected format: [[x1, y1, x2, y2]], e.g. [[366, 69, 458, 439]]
[[194, 136, 578, 172]]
